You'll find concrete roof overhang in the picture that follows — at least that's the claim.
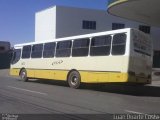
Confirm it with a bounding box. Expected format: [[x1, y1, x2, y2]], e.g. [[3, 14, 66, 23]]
[[108, 0, 160, 27]]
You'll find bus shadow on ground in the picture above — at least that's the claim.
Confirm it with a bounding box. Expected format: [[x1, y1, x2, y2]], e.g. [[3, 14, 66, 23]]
[[29, 79, 68, 87], [29, 79, 160, 97], [83, 84, 160, 97]]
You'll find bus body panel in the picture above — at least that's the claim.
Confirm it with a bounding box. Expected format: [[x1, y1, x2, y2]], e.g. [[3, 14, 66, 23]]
[[128, 29, 152, 84], [10, 56, 130, 83]]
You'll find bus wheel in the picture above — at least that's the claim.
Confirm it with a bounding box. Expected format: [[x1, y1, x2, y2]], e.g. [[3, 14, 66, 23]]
[[20, 69, 28, 82], [68, 71, 81, 89]]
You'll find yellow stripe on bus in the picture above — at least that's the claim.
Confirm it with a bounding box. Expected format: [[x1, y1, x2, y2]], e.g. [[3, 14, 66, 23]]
[[10, 68, 127, 82], [10, 68, 20, 76], [10, 68, 149, 83], [80, 71, 128, 83]]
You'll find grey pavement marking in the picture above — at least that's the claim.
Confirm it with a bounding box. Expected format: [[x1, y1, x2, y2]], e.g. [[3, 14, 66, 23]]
[[7, 86, 48, 96]]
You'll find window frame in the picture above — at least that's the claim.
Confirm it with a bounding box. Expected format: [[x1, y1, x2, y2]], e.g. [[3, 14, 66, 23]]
[[82, 20, 96, 30], [11, 49, 21, 64], [31, 44, 43, 58], [22, 45, 31, 59], [112, 23, 125, 30], [56, 40, 72, 58], [43, 42, 56, 58], [111, 33, 127, 55], [90, 35, 112, 56], [72, 38, 90, 57], [139, 25, 151, 34]]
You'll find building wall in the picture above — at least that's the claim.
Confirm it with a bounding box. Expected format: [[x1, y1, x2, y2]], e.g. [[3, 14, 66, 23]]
[[35, 5, 160, 52], [55, 6, 139, 38], [56, 6, 110, 38], [35, 6, 56, 41]]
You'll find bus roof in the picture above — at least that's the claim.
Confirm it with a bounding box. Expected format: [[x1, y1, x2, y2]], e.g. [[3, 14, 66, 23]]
[[14, 28, 132, 47]]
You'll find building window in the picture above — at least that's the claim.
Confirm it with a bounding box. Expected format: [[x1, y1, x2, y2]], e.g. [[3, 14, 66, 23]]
[[43, 42, 56, 58], [82, 20, 96, 30], [112, 33, 126, 55], [11, 49, 21, 64], [153, 51, 160, 68], [22, 45, 31, 59], [72, 38, 90, 57], [56, 41, 72, 57], [112, 23, 125, 30], [31, 44, 43, 58], [139, 25, 150, 34], [90, 35, 111, 56]]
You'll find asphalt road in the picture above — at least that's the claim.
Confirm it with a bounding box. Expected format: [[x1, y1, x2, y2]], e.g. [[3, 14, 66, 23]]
[[0, 69, 160, 119]]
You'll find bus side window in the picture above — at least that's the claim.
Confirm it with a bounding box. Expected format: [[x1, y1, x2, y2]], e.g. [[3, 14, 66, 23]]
[[56, 41, 72, 57], [11, 49, 21, 64], [72, 38, 90, 57], [22, 45, 31, 59], [112, 33, 126, 55], [43, 42, 56, 58], [90, 35, 111, 56], [31, 44, 43, 58]]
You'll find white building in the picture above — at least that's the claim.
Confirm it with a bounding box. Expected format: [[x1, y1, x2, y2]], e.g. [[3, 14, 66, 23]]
[[35, 6, 160, 68]]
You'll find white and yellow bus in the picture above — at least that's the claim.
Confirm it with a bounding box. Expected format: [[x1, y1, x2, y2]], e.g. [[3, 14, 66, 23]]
[[10, 28, 152, 88]]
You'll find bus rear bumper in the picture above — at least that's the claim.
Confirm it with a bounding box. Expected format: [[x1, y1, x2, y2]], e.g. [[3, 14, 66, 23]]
[[127, 74, 152, 85]]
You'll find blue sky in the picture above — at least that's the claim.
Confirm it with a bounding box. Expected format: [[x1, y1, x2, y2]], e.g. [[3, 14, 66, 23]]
[[0, 0, 108, 46]]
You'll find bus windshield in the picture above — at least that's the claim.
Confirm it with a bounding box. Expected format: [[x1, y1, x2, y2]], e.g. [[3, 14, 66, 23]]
[[11, 49, 21, 64]]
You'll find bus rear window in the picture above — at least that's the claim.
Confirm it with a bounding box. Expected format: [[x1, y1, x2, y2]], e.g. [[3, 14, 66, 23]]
[[11, 49, 21, 64], [133, 31, 151, 56], [112, 33, 126, 55]]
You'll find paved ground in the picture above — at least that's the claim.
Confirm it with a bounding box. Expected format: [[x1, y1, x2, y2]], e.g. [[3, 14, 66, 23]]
[[0, 69, 160, 119]]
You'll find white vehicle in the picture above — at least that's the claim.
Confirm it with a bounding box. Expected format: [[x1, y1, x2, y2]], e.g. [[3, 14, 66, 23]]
[[10, 28, 152, 88], [0, 41, 10, 53]]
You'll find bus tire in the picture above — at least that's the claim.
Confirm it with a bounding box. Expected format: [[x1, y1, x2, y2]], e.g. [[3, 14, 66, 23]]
[[67, 71, 81, 89], [20, 69, 28, 82]]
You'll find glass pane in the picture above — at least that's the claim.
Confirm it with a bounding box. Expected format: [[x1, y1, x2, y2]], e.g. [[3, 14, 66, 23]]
[[112, 33, 126, 55], [31, 44, 43, 58], [112, 34, 126, 45], [12, 49, 21, 64], [73, 38, 89, 48], [91, 35, 111, 47], [90, 35, 111, 56], [43, 42, 55, 58], [56, 41, 71, 57], [22, 45, 31, 58], [57, 41, 71, 49]]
